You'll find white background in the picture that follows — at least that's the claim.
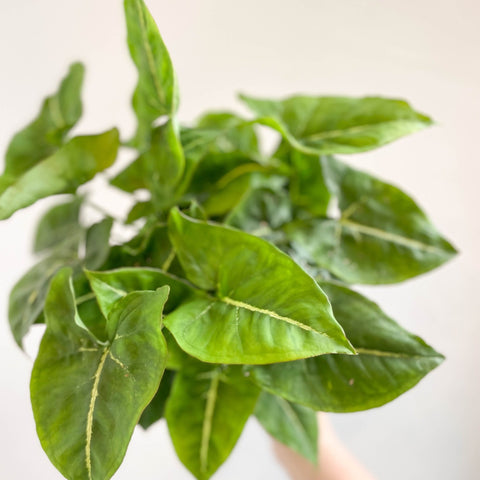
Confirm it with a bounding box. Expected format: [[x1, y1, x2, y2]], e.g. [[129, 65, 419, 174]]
[[1, 0, 479, 478]]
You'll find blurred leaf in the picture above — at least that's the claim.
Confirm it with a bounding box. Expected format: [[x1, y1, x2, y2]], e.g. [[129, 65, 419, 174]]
[[0, 129, 119, 220], [2, 63, 84, 184], [34, 196, 83, 254], [84, 218, 114, 270], [240, 94, 432, 155], [289, 151, 330, 217], [255, 392, 318, 464], [111, 121, 184, 205], [9, 254, 76, 347], [286, 157, 457, 284]]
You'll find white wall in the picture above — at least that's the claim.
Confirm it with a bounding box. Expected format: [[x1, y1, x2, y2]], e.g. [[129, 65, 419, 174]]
[[0, 1, 478, 478]]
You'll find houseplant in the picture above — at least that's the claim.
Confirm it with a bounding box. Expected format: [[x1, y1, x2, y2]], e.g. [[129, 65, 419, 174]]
[[0, 0, 456, 478]]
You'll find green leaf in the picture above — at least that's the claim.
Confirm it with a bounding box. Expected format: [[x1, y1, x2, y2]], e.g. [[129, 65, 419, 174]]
[[84, 218, 114, 270], [178, 114, 260, 196], [166, 366, 260, 480], [288, 150, 330, 217], [255, 392, 318, 464], [85, 267, 195, 318], [2, 63, 84, 184], [124, 0, 179, 147], [165, 209, 354, 364], [225, 175, 292, 236], [0, 129, 119, 220], [250, 281, 444, 412], [240, 94, 432, 155], [139, 369, 175, 429], [202, 173, 252, 217], [111, 120, 184, 203], [287, 157, 457, 284], [34, 196, 83, 253], [125, 200, 155, 224], [9, 254, 76, 347], [31, 268, 169, 480]]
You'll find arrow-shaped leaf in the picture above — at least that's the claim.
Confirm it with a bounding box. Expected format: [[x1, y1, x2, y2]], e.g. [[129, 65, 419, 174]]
[[124, 0, 179, 147], [31, 268, 169, 480], [165, 209, 354, 364]]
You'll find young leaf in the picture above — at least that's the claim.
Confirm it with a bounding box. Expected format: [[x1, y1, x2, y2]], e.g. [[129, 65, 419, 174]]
[[255, 391, 318, 465], [124, 0, 179, 147], [287, 157, 457, 284], [0, 129, 119, 220], [30, 268, 169, 480], [139, 369, 175, 429], [165, 209, 354, 364], [2, 63, 84, 183], [240, 94, 433, 155], [250, 281, 444, 412], [165, 367, 260, 480], [34, 196, 83, 254]]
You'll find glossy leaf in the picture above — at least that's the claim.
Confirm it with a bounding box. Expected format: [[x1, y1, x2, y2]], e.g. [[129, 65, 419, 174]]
[[165, 209, 354, 364], [255, 391, 318, 464], [2, 63, 84, 185], [287, 157, 457, 284], [139, 369, 175, 429], [0, 129, 119, 220], [240, 94, 433, 155], [31, 268, 169, 480], [166, 367, 260, 480], [34, 196, 83, 253], [250, 281, 444, 412], [124, 0, 179, 147]]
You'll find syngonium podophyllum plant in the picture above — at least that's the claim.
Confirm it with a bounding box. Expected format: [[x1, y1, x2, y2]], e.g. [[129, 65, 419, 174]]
[[1, 1, 456, 479]]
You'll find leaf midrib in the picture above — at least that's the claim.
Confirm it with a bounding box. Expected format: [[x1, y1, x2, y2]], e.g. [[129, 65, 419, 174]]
[[200, 371, 220, 474], [302, 118, 425, 142], [133, 0, 166, 112], [340, 218, 448, 254], [220, 295, 331, 338], [85, 346, 109, 480]]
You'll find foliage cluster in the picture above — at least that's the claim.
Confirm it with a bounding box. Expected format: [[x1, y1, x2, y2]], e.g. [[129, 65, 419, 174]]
[[1, 1, 456, 479]]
